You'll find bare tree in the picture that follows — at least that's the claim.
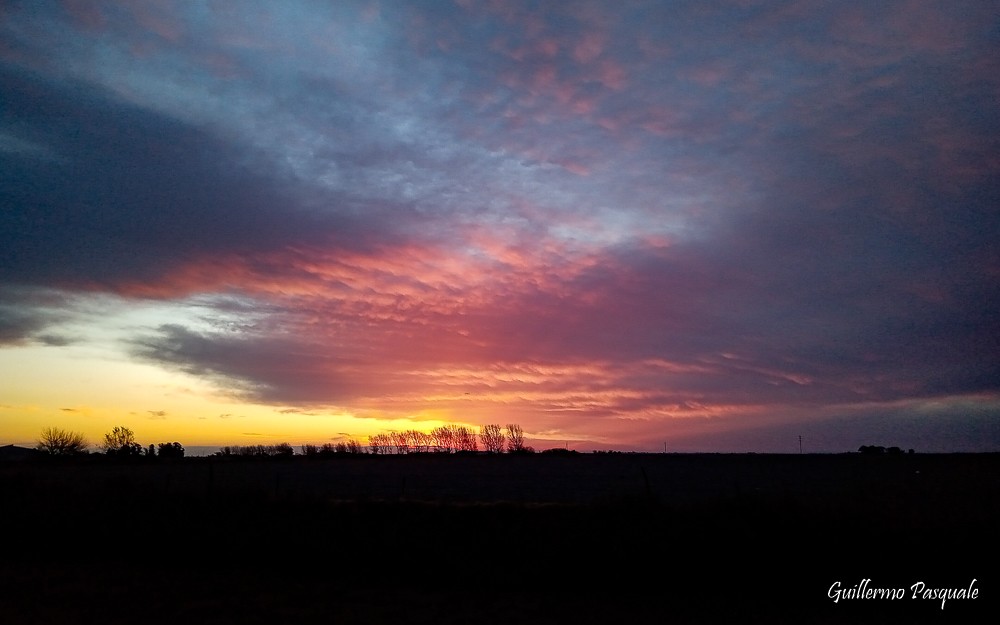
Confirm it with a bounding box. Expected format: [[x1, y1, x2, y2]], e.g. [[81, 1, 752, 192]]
[[456, 426, 478, 452], [390, 431, 409, 454], [214, 443, 291, 457], [36, 427, 88, 456], [479, 424, 504, 453], [431, 426, 454, 453], [346, 439, 364, 454], [374, 433, 394, 454], [505, 423, 525, 453], [406, 430, 431, 453], [368, 434, 390, 455]]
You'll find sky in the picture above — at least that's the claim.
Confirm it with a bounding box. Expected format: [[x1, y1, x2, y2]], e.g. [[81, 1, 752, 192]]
[[2, 0, 999, 454]]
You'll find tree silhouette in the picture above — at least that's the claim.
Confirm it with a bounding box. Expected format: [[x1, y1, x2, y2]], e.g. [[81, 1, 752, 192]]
[[368, 434, 392, 454], [102, 426, 142, 457], [346, 439, 363, 454], [480, 424, 504, 454], [431, 426, 454, 453], [505, 423, 525, 453], [216, 443, 293, 457], [36, 427, 88, 456], [390, 431, 409, 454], [406, 430, 432, 453], [456, 426, 478, 452], [157, 442, 185, 459]]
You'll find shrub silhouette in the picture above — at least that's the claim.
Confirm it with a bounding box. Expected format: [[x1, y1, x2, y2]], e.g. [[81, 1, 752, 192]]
[[858, 445, 906, 455], [858, 445, 886, 455], [157, 442, 185, 458]]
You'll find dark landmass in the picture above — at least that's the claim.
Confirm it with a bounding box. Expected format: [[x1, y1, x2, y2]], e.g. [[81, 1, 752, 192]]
[[2, 452, 996, 623]]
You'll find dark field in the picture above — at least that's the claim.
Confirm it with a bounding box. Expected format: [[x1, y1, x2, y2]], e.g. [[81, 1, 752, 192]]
[[2, 452, 996, 623]]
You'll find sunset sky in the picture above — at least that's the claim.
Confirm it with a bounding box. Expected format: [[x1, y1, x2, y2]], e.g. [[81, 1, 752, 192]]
[[2, 1, 998, 454]]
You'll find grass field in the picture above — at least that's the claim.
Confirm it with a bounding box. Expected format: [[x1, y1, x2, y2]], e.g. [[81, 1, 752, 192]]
[[2, 452, 996, 623]]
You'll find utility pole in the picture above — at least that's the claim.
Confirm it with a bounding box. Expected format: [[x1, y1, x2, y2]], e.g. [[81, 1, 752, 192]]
[[798, 435, 803, 454], [663, 441, 667, 454]]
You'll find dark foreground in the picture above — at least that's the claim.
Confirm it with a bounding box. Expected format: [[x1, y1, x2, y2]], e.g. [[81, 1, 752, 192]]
[[2, 452, 996, 624]]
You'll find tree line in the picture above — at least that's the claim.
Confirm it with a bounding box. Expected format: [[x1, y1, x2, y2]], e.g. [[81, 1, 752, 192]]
[[32, 422, 530, 459], [35, 425, 185, 458], [367, 423, 527, 454]]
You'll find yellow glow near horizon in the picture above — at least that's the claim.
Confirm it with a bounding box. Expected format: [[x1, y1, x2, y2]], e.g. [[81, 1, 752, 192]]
[[0, 344, 486, 451], [0, 290, 586, 452]]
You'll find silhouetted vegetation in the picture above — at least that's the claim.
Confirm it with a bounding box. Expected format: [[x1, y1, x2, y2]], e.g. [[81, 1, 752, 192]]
[[33, 427, 191, 462], [508, 446, 535, 455], [2, 450, 996, 624], [36, 427, 89, 456], [156, 442, 185, 459], [504, 423, 524, 452], [858, 445, 913, 455], [366, 434, 391, 454], [301, 441, 363, 457], [215, 443, 294, 458], [539, 447, 579, 456], [367, 425, 484, 454], [101, 425, 143, 457], [479, 423, 505, 453]]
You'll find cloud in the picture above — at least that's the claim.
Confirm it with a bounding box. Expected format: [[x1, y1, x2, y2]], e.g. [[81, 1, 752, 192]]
[[34, 334, 77, 347], [0, 306, 48, 346], [0, 67, 395, 292], [659, 394, 1000, 454], [120, 229, 998, 422], [0, 287, 76, 345]]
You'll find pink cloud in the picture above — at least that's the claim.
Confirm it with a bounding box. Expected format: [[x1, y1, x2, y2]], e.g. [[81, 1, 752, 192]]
[[535, 37, 559, 58], [640, 106, 683, 137], [573, 31, 605, 64], [531, 63, 558, 92], [559, 160, 590, 176], [597, 59, 626, 90]]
